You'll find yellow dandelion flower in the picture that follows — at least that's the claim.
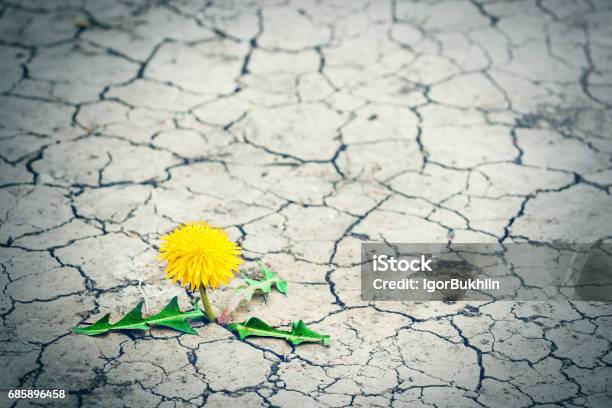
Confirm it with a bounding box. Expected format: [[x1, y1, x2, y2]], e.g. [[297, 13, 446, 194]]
[[159, 221, 242, 322], [159, 221, 242, 291]]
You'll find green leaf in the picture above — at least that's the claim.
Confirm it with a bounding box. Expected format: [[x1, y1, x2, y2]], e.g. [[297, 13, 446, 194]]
[[73, 297, 204, 336], [111, 301, 150, 331], [290, 320, 330, 346], [227, 317, 330, 346], [218, 263, 288, 325], [241, 263, 288, 298], [259, 263, 288, 296]]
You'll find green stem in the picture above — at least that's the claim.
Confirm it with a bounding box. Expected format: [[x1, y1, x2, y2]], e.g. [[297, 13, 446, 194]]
[[199, 285, 215, 322]]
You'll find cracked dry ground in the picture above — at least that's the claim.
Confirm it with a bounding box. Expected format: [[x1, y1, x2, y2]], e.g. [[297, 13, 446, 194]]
[[1, 0, 612, 407]]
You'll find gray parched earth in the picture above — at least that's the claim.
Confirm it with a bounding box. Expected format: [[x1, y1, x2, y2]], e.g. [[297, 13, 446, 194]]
[[1, 0, 612, 407]]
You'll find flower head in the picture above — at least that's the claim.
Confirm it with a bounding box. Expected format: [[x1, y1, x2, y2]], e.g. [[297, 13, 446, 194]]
[[159, 221, 242, 290]]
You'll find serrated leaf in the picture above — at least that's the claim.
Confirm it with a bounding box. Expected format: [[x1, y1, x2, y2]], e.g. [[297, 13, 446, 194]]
[[73, 297, 204, 336], [72, 314, 111, 336], [227, 317, 330, 346], [259, 263, 288, 296], [218, 263, 288, 325], [290, 320, 330, 346], [111, 301, 149, 331], [147, 297, 199, 334]]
